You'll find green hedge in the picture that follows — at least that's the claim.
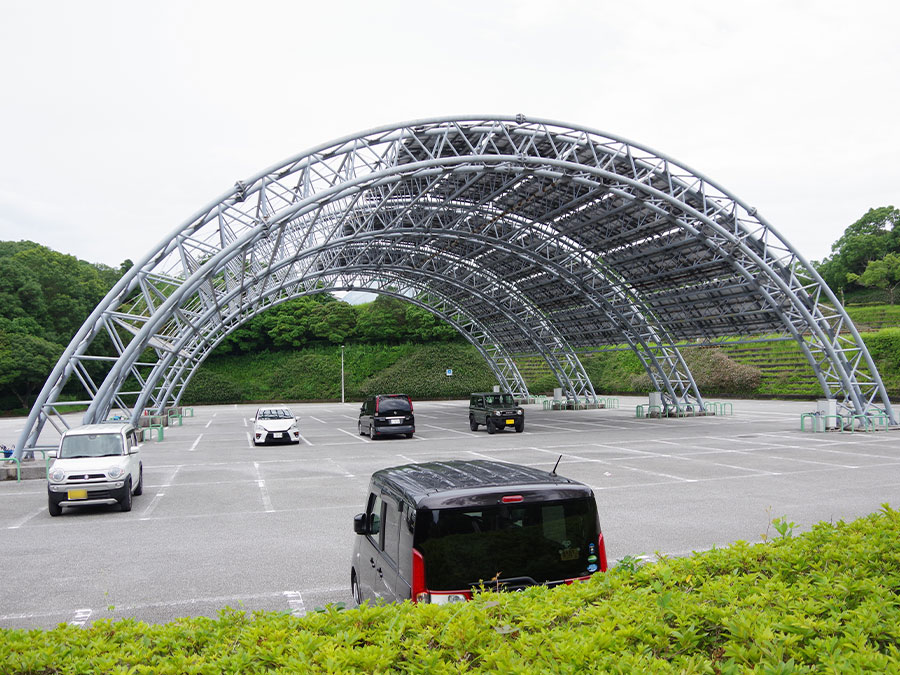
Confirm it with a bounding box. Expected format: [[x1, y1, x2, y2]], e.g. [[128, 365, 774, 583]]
[[3, 506, 900, 673]]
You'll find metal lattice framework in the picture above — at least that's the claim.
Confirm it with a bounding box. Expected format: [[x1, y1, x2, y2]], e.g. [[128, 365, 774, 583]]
[[15, 115, 895, 454]]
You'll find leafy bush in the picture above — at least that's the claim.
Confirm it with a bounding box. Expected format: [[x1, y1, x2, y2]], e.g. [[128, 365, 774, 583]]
[[181, 369, 244, 405], [681, 347, 762, 395], [3, 506, 900, 673], [358, 343, 496, 399]]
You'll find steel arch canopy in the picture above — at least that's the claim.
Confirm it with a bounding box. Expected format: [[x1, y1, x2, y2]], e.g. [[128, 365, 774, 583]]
[[15, 115, 895, 454]]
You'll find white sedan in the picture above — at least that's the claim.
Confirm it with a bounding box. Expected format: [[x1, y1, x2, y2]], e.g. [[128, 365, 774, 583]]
[[252, 407, 301, 445]]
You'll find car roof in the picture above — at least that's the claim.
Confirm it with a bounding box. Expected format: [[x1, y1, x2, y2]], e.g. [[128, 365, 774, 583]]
[[63, 423, 133, 437], [372, 460, 590, 508], [471, 392, 513, 397]]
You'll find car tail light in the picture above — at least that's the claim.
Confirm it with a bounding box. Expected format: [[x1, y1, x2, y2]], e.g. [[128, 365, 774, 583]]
[[597, 532, 608, 572], [501, 495, 523, 503], [408, 397, 413, 411], [412, 548, 428, 603]]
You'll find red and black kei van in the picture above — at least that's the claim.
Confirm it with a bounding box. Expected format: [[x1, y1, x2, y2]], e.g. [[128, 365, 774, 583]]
[[351, 459, 607, 605]]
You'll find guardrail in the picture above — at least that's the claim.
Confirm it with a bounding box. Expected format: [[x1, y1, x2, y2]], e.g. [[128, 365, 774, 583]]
[[705, 401, 734, 416]]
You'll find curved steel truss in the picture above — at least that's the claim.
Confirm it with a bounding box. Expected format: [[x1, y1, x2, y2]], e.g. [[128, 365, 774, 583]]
[[16, 115, 895, 452]]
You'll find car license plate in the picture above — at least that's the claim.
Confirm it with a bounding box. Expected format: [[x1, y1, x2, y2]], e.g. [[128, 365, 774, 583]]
[[68, 489, 88, 500], [390, 418, 401, 424], [505, 419, 515, 425], [273, 432, 283, 438]]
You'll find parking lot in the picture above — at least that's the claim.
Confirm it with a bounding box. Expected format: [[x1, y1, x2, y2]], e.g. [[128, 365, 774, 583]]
[[2, 397, 900, 629]]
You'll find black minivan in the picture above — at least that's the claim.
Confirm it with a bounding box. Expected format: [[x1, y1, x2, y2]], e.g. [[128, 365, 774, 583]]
[[350, 460, 607, 605], [358, 394, 415, 439]]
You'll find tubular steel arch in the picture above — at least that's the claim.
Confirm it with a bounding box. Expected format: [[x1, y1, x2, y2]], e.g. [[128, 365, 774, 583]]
[[15, 115, 895, 454]]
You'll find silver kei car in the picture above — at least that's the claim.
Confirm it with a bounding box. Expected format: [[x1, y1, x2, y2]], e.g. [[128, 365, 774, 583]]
[[47, 423, 143, 516]]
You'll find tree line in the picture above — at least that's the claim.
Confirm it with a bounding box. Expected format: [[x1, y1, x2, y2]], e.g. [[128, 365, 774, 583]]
[[0, 205, 897, 411], [813, 206, 900, 304]]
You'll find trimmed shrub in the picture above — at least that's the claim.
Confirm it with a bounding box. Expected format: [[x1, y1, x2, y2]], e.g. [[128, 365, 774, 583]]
[[2, 507, 900, 673], [181, 369, 243, 405]]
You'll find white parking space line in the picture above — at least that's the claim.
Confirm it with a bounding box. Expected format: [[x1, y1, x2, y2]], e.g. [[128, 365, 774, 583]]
[[246, 432, 253, 448], [528, 446, 696, 483], [7, 507, 45, 530], [189, 434, 203, 451], [337, 428, 368, 443], [420, 423, 477, 437], [309, 416, 327, 424], [297, 433, 313, 446], [528, 422, 579, 432], [69, 608, 92, 627], [243, 417, 247, 427], [141, 466, 181, 520], [283, 591, 306, 617], [254, 462, 274, 513]]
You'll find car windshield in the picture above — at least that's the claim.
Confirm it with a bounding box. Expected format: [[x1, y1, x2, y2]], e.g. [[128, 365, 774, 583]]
[[379, 397, 411, 414], [484, 394, 515, 406], [59, 433, 124, 458], [258, 409, 292, 420], [414, 497, 598, 590]]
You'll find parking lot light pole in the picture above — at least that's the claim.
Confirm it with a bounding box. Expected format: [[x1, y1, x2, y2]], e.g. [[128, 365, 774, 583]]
[[341, 345, 345, 404]]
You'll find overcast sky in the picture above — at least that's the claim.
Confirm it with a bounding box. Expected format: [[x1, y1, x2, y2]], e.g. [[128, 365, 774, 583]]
[[1, 0, 897, 269]]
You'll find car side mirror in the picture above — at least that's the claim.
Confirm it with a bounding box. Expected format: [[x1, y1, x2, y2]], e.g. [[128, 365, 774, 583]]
[[353, 512, 368, 535]]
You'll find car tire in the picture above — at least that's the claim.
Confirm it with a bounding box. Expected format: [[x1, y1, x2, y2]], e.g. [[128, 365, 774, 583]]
[[134, 466, 143, 496], [486, 418, 496, 435], [358, 422, 365, 436], [351, 570, 362, 606], [405, 432, 414, 439], [469, 416, 479, 431], [48, 495, 62, 517], [515, 422, 524, 433], [119, 478, 133, 512]]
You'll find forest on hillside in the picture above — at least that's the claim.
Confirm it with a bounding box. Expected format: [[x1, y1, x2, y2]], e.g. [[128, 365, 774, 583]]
[[1, 206, 898, 412]]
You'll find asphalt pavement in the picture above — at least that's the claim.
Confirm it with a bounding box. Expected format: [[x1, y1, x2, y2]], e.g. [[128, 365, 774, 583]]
[[1, 397, 899, 629]]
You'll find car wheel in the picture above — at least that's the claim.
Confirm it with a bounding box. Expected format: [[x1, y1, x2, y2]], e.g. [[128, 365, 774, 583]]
[[405, 432, 414, 439], [119, 478, 133, 512], [134, 465, 143, 496], [351, 570, 362, 606], [48, 495, 62, 517], [358, 421, 365, 436], [486, 418, 496, 435], [469, 416, 479, 431], [515, 422, 524, 433]]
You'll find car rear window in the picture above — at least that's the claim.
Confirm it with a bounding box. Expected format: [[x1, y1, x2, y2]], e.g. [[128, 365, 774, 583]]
[[414, 497, 599, 590], [378, 397, 411, 413]]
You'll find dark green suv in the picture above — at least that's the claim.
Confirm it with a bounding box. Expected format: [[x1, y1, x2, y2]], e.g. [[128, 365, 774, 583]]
[[468, 392, 524, 434]]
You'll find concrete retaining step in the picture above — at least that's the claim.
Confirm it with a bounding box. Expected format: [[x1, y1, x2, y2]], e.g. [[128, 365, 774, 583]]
[[1, 460, 47, 481]]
